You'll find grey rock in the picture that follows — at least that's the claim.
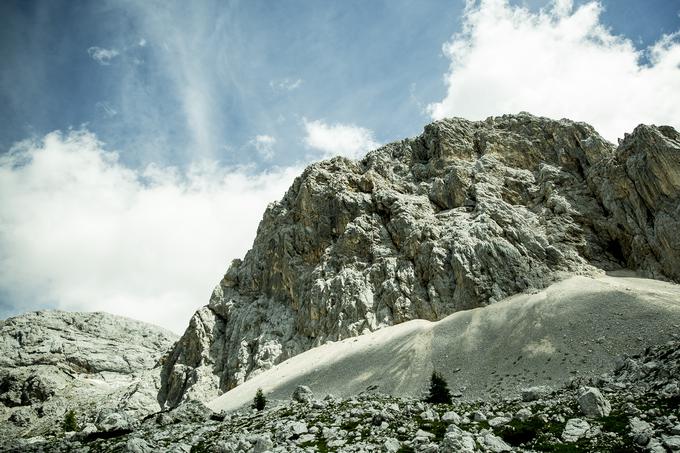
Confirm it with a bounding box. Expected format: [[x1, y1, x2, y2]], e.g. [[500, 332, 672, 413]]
[[647, 438, 669, 453], [562, 418, 591, 442], [296, 433, 316, 444], [441, 427, 476, 452], [441, 411, 461, 424], [578, 387, 611, 417], [472, 411, 487, 422], [629, 417, 653, 445], [328, 439, 347, 448], [482, 433, 512, 452], [288, 420, 308, 435], [251, 434, 273, 452], [420, 408, 439, 422], [514, 408, 532, 421], [488, 416, 511, 428], [291, 385, 314, 404], [96, 410, 135, 432], [415, 429, 435, 439], [521, 386, 552, 402], [0, 310, 176, 440], [126, 437, 152, 453], [663, 435, 680, 452], [383, 437, 401, 452]]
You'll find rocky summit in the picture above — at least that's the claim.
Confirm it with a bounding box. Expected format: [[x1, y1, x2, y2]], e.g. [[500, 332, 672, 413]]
[[159, 113, 680, 408], [0, 310, 177, 441]]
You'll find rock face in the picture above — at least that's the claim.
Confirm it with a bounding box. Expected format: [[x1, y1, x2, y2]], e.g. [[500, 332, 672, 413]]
[[159, 113, 680, 407], [0, 310, 177, 439]]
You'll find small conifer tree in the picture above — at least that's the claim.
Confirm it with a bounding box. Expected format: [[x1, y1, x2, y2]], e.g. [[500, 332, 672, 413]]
[[252, 388, 266, 411], [425, 371, 452, 404], [63, 409, 78, 432]]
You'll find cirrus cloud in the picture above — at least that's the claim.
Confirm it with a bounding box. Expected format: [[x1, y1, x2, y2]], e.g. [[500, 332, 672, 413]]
[[428, 0, 680, 142]]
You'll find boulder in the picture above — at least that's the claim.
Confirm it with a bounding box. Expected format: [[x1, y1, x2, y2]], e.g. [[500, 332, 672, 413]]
[[291, 385, 314, 404], [578, 387, 611, 418], [562, 418, 591, 442], [521, 386, 552, 402]]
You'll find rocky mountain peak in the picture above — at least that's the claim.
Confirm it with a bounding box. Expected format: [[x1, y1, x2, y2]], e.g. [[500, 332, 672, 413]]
[[157, 113, 679, 408]]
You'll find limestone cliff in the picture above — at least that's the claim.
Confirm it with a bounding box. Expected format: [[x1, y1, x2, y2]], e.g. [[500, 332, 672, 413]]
[[0, 310, 177, 438], [159, 113, 680, 408]]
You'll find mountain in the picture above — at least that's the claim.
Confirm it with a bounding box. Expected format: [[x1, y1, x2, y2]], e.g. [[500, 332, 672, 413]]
[[159, 113, 680, 408], [0, 310, 177, 440]]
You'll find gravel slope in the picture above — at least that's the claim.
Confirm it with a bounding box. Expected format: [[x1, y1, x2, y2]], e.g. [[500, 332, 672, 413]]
[[209, 274, 680, 412]]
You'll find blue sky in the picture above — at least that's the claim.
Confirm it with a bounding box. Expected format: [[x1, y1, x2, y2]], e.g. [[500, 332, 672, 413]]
[[1, 0, 679, 332], [2, 0, 679, 167]]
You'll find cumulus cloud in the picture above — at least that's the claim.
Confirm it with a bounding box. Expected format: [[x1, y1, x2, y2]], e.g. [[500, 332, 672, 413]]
[[87, 46, 120, 65], [428, 0, 680, 142], [0, 130, 301, 333], [250, 134, 277, 160], [270, 78, 303, 91], [303, 119, 380, 160]]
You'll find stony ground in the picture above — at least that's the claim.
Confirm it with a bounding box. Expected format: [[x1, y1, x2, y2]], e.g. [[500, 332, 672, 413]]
[[5, 336, 679, 453]]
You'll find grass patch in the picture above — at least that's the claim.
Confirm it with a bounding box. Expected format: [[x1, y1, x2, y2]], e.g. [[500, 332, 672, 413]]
[[599, 412, 629, 435], [494, 415, 567, 450], [396, 446, 416, 453], [494, 416, 546, 446]]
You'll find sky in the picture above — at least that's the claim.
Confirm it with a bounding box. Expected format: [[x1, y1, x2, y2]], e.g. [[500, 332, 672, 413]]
[[1, 0, 679, 333]]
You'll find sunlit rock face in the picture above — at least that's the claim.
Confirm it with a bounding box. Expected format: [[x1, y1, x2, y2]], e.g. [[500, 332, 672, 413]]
[[0, 310, 177, 439], [159, 113, 680, 408]]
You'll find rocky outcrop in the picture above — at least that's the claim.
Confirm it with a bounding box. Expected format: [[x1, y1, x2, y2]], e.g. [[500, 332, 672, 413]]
[[0, 310, 177, 439], [589, 124, 680, 281], [160, 113, 680, 408]]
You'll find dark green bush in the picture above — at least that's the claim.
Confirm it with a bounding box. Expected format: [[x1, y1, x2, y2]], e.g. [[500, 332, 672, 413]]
[[63, 409, 78, 432], [252, 388, 266, 411], [425, 371, 452, 405]]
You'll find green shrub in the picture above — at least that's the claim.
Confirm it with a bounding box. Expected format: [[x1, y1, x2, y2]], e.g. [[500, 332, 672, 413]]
[[63, 409, 78, 432], [425, 371, 452, 405], [252, 388, 267, 411]]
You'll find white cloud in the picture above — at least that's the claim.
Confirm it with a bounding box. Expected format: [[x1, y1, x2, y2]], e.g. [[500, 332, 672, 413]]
[[138, 38, 147, 47], [270, 78, 303, 91], [303, 119, 380, 160], [251, 134, 277, 160], [87, 46, 120, 65], [0, 130, 301, 333], [428, 0, 680, 142]]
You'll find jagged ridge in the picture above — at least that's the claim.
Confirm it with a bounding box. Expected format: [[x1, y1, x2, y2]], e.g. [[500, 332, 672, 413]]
[[160, 113, 680, 408]]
